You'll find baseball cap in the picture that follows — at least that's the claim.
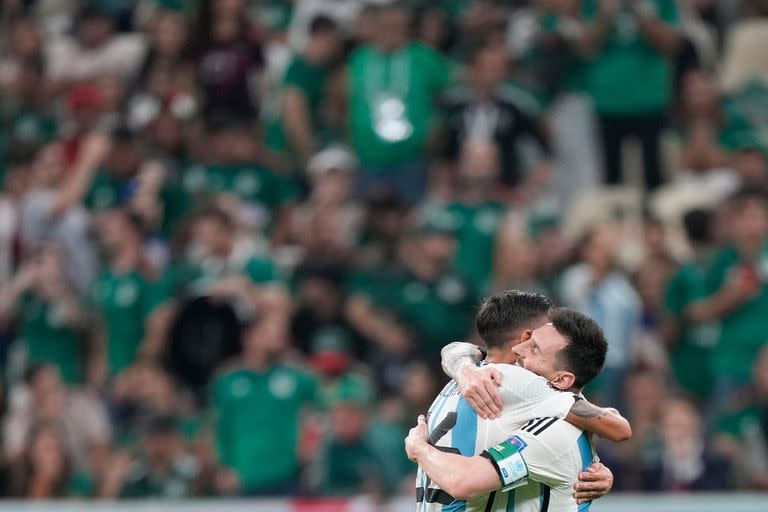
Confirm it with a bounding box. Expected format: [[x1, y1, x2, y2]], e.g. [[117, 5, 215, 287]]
[[323, 373, 375, 409], [310, 327, 353, 374]]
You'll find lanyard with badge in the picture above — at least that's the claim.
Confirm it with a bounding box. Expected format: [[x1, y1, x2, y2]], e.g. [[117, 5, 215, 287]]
[[365, 47, 414, 143]]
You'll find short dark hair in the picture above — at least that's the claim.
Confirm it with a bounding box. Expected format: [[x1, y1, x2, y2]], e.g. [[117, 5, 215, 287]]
[[549, 307, 607, 389], [475, 291, 553, 348], [309, 15, 337, 35]]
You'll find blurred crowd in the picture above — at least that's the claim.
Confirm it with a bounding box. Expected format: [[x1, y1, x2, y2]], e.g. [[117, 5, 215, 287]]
[[1, 0, 768, 501]]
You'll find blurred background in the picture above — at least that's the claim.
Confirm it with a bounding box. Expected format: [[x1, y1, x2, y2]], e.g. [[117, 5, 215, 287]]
[[0, 0, 767, 507]]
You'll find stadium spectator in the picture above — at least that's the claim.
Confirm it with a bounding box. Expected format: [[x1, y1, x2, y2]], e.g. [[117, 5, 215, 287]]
[[560, 224, 642, 405], [267, 15, 341, 168], [46, 5, 145, 86], [0, 245, 90, 385], [316, 378, 380, 497], [210, 316, 319, 495], [442, 34, 553, 189], [663, 207, 719, 402], [687, 189, 768, 412], [100, 414, 200, 498], [90, 209, 166, 379], [716, 344, 768, 490], [8, 421, 85, 498], [438, 141, 507, 295], [196, 0, 265, 121], [3, 364, 111, 479], [290, 146, 363, 261], [347, 2, 452, 203], [579, 0, 682, 189], [180, 121, 296, 235], [386, 213, 478, 365], [291, 261, 365, 360]]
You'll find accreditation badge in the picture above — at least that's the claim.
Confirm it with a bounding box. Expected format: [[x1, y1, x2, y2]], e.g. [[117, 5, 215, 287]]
[[373, 94, 413, 143]]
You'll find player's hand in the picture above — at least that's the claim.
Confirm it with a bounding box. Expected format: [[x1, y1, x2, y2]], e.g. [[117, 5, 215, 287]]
[[405, 414, 429, 462], [574, 462, 613, 503], [457, 364, 503, 420]]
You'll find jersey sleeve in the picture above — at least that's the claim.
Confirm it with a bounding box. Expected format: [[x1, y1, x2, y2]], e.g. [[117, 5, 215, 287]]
[[493, 364, 576, 421], [486, 422, 588, 489]]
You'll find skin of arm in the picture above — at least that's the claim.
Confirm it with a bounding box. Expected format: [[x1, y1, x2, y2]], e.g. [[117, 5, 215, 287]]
[[52, 132, 112, 216], [406, 415, 502, 500], [566, 397, 632, 442], [576, 0, 619, 56], [406, 415, 615, 503], [282, 87, 317, 165], [631, 2, 681, 56], [0, 266, 36, 323], [685, 273, 759, 324]]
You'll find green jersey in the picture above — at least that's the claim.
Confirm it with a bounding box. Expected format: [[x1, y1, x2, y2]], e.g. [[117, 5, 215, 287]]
[[348, 42, 451, 167], [181, 163, 296, 230], [707, 243, 768, 384], [581, 0, 680, 115], [664, 260, 719, 399], [211, 365, 319, 491], [388, 270, 477, 357], [19, 295, 86, 384], [320, 436, 379, 496], [91, 270, 161, 376], [119, 456, 199, 498], [445, 201, 506, 295], [266, 55, 330, 154]]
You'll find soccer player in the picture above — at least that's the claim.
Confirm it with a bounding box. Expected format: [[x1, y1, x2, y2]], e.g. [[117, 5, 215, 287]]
[[406, 414, 596, 511], [408, 310, 610, 510], [413, 292, 628, 510]]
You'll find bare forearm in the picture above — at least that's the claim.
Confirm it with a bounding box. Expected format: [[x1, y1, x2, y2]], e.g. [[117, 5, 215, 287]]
[[578, 12, 614, 55], [566, 399, 632, 442], [282, 89, 316, 163], [413, 444, 498, 500], [634, 13, 681, 55], [441, 341, 483, 379]]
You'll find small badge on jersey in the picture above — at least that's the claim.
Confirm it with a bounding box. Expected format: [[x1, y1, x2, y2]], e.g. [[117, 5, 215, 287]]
[[506, 435, 528, 452]]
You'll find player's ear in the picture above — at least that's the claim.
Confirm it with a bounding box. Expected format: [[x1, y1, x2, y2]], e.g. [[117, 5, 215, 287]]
[[550, 371, 575, 391], [519, 329, 532, 342]]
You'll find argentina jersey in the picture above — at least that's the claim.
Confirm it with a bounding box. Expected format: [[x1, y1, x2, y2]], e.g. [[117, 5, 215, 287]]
[[481, 418, 596, 512], [416, 364, 576, 511]]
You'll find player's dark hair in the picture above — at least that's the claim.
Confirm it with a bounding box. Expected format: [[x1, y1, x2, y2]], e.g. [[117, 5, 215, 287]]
[[309, 15, 337, 35], [682, 208, 714, 246], [475, 290, 553, 349], [549, 307, 607, 390]]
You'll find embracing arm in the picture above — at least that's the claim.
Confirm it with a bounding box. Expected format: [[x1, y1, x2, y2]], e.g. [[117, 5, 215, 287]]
[[566, 397, 632, 442], [405, 415, 510, 500], [405, 415, 612, 503], [440, 342, 503, 419]]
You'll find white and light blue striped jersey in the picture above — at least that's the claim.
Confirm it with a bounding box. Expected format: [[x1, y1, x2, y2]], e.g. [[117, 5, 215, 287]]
[[416, 364, 576, 511], [481, 418, 596, 512]]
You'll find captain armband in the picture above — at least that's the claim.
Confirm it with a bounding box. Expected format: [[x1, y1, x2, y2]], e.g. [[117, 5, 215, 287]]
[[480, 436, 529, 492]]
